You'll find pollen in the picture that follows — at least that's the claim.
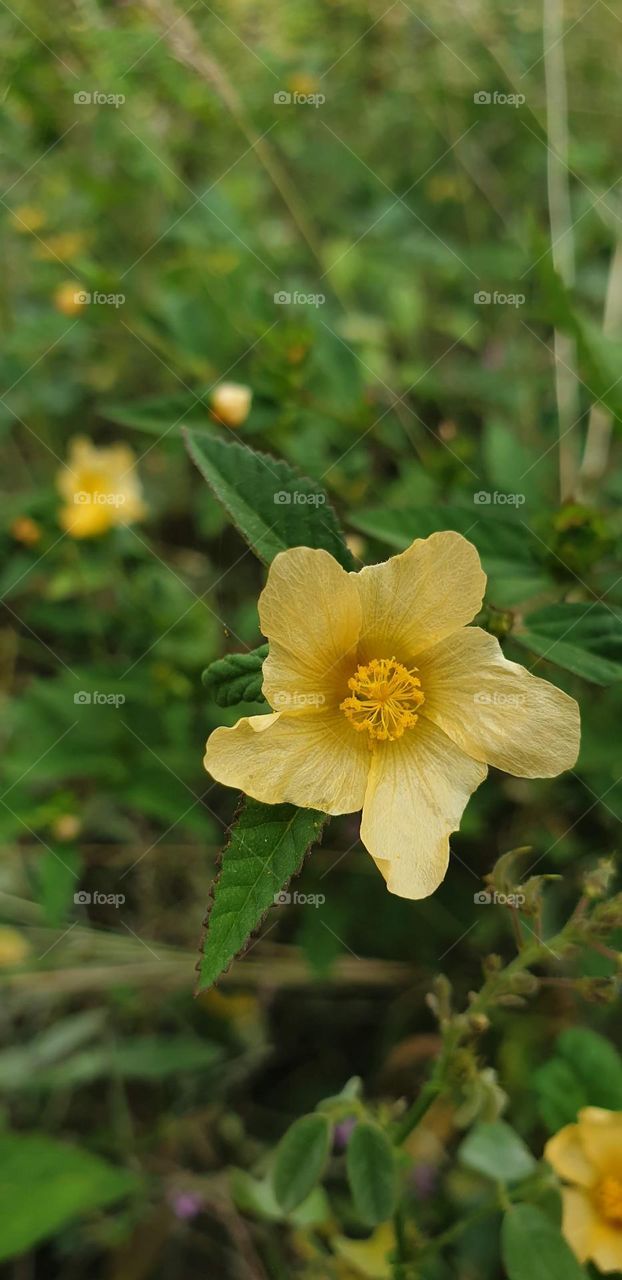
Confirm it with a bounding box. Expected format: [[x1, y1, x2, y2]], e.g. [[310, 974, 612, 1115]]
[[595, 1175, 622, 1226], [340, 657, 424, 742]]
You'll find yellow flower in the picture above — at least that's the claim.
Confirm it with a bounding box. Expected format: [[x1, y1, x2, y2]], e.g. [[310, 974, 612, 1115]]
[[57, 436, 147, 539], [0, 927, 30, 968], [10, 204, 46, 233], [53, 282, 89, 316], [210, 381, 252, 428], [545, 1107, 622, 1272], [333, 1223, 396, 1278], [204, 534, 580, 899]]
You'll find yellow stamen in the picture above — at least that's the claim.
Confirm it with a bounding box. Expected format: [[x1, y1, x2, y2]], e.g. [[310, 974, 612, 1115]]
[[596, 1175, 622, 1226], [340, 657, 424, 742]]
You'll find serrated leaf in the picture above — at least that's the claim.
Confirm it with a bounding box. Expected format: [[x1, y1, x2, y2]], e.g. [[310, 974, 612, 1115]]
[[272, 1113, 332, 1213], [514, 602, 622, 684], [184, 428, 353, 568], [346, 1122, 398, 1225], [0, 1132, 138, 1261], [459, 1121, 537, 1184], [197, 798, 327, 990], [202, 645, 269, 706], [501, 1204, 589, 1280]]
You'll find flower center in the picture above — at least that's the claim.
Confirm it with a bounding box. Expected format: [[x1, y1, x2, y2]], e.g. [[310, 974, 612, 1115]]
[[340, 657, 424, 742], [595, 1175, 622, 1226]]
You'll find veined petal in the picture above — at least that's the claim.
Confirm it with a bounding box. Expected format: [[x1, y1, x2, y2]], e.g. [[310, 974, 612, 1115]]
[[544, 1124, 596, 1188], [259, 547, 362, 711], [418, 627, 580, 778], [360, 719, 487, 899], [560, 1188, 601, 1265], [204, 710, 370, 815], [354, 532, 486, 663]]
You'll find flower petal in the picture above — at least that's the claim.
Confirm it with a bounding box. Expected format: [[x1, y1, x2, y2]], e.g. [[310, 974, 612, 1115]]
[[259, 547, 362, 711], [577, 1108, 622, 1177], [417, 627, 580, 778], [544, 1124, 596, 1188], [354, 532, 486, 663], [360, 719, 487, 899], [559, 1188, 601, 1265], [204, 710, 370, 815], [590, 1218, 622, 1273]]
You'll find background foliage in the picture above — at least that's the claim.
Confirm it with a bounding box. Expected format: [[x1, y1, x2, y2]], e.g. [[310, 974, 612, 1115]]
[[1, 0, 622, 1275]]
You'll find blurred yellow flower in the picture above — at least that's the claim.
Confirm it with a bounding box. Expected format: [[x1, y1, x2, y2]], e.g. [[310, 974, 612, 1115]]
[[10, 516, 41, 546], [53, 282, 89, 316], [204, 534, 580, 899], [0, 927, 30, 968], [546, 1107, 622, 1272], [11, 204, 45, 233], [210, 381, 252, 428], [333, 1223, 396, 1278], [57, 436, 147, 539], [37, 232, 89, 261]]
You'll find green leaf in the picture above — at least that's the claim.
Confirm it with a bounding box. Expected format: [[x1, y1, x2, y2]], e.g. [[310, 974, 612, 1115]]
[[0, 1132, 138, 1260], [459, 1121, 537, 1184], [350, 504, 550, 606], [346, 1121, 398, 1225], [37, 846, 80, 927], [534, 1058, 589, 1133], [202, 645, 269, 706], [535, 1028, 622, 1131], [231, 1169, 330, 1225], [501, 1204, 589, 1280], [514, 602, 622, 684], [184, 428, 354, 568], [272, 1113, 333, 1213], [197, 798, 327, 991]]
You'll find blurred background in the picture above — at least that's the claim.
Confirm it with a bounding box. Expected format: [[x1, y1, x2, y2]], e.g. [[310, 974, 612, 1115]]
[[1, 0, 622, 1275]]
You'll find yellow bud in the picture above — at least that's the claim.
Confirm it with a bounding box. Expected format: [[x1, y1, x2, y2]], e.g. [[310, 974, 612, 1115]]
[[210, 382, 252, 428], [10, 516, 41, 546]]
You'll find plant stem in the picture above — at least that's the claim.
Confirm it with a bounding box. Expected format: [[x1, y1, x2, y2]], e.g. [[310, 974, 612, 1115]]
[[578, 239, 622, 496], [543, 0, 581, 502]]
